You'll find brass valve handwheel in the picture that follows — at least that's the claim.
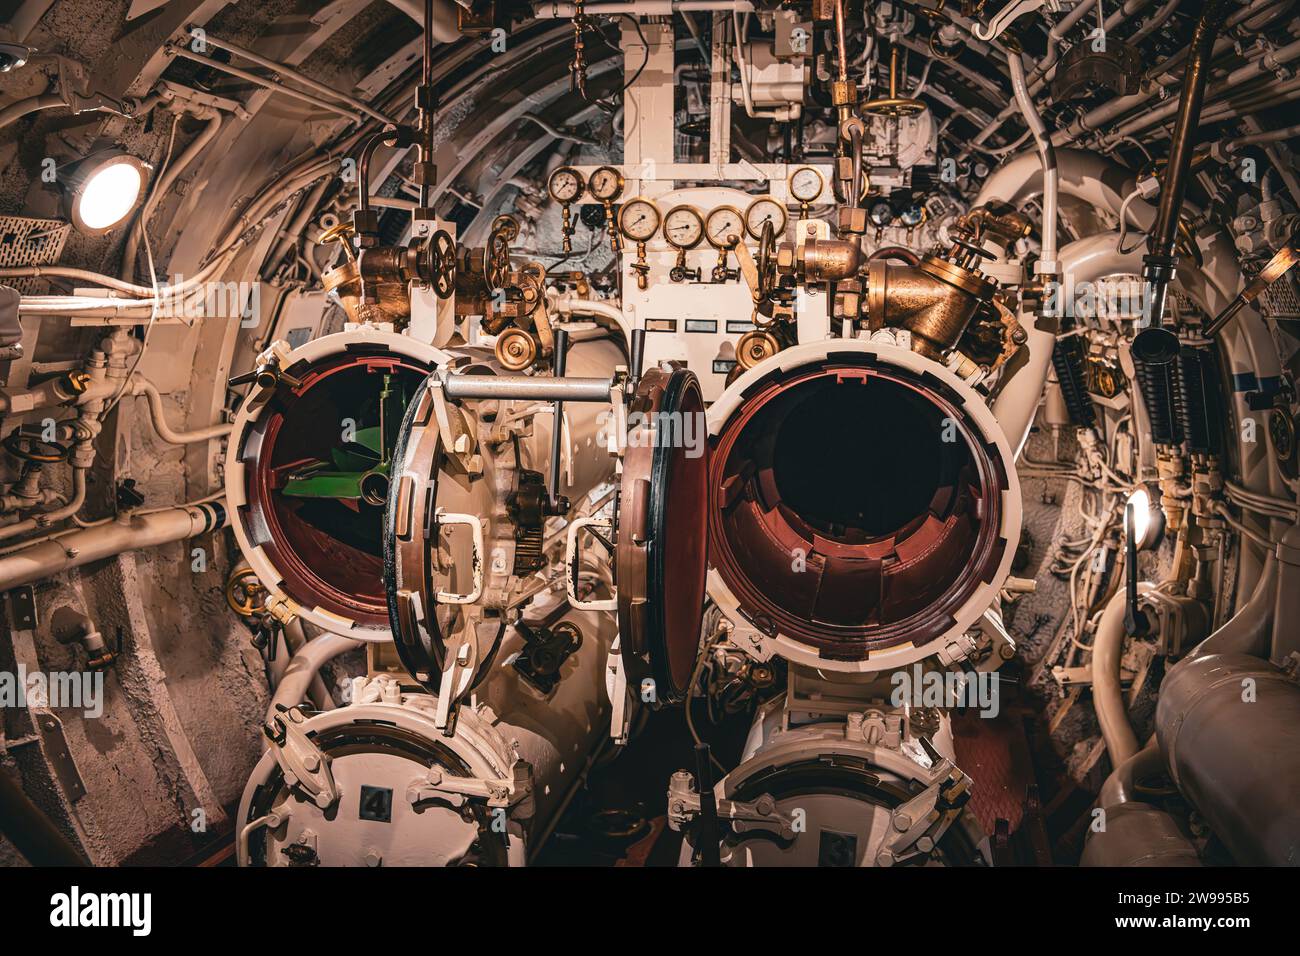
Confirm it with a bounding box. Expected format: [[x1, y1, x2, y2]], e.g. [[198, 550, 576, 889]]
[[491, 214, 521, 243], [429, 229, 457, 299], [2, 428, 68, 463], [755, 219, 779, 301], [861, 97, 929, 117], [486, 221, 513, 292], [226, 567, 268, 619], [861, 46, 928, 117], [318, 220, 355, 245], [917, 0, 950, 22]]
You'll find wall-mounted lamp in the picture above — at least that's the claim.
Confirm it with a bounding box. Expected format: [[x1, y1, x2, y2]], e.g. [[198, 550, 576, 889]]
[[1125, 485, 1165, 552], [62, 150, 150, 235]]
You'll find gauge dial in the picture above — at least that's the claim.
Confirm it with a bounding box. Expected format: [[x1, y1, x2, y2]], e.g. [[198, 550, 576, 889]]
[[705, 206, 745, 248], [663, 205, 704, 249], [869, 201, 894, 227], [745, 197, 788, 240], [547, 166, 585, 203], [899, 203, 926, 227], [588, 165, 625, 202], [618, 198, 661, 242], [789, 166, 824, 203]]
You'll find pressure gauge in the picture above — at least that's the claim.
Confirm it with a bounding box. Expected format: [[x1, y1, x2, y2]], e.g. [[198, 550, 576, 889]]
[[547, 166, 585, 203], [869, 200, 894, 227], [788, 166, 824, 204], [705, 206, 745, 248], [899, 203, 927, 228], [618, 198, 661, 242], [588, 165, 625, 202], [745, 197, 788, 241], [663, 205, 705, 249]]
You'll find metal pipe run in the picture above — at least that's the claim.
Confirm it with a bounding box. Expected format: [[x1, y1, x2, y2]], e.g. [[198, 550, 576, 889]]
[[438, 371, 615, 403], [188, 30, 399, 126], [167, 46, 369, 123], [0, 502, 227, 591], [1140, 0, 1231, 340]]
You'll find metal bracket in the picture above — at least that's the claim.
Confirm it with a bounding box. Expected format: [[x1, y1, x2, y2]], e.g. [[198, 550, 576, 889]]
[[405, 762, 530, 811], [263, 705, 340, 810], [666, 769, 798, 837], [876, 764, 970, 866], [972, 0, 1059, 42]]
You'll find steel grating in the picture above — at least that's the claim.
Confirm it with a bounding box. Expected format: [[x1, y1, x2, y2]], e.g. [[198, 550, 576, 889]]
[[0, 215, 72, 294]]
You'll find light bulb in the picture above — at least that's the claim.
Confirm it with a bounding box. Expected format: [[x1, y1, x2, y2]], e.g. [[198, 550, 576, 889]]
[[75, 160, 144, 231]]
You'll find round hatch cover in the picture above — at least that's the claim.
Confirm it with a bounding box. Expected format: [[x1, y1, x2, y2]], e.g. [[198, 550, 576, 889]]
[[617, 367, 710, 705]]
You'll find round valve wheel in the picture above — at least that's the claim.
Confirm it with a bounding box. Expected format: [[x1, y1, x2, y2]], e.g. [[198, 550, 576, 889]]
[[485, 219, 514, 291], [429, 229, 457, 299], [2, 429, 68, 463]]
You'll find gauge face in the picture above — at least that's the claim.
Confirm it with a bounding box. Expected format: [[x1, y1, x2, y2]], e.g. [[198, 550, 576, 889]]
[[663, 205, 704, 249], [869, 201, 894, 227], [705, 206, 745, 248], [788, 166, 824, 203], [589, 165, 624, 202], [899, 203, 926, 227], [548, 166, 585, 203], [745, 198, 788, 240], [618, 198, 661, 242]]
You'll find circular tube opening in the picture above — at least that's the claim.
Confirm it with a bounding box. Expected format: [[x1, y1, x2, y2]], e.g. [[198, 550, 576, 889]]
[[360, 470, 391, 507], [709, 359, 1010, 659], [241, 353, 426, 625]]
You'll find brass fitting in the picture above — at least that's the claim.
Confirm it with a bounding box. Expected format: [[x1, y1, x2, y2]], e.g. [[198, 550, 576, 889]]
[[864, 255, 996, 360]]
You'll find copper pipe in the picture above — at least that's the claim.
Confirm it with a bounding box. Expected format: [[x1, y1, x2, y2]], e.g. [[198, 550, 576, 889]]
[[1142, 0, 1231, 334], [833, 0, 849, 83]]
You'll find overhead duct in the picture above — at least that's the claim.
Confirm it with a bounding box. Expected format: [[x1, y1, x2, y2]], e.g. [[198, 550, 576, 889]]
[[385, 0, 465, 43]]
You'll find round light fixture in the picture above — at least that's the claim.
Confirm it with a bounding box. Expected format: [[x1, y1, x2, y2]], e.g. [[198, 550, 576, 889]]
[[1125, 486, 1164, 550], [63, 151, 150, 235]]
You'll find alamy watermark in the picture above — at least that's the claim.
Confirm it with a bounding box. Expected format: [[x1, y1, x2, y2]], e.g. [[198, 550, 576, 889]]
[[0, 665, 103, 718], [596, 409, 708, 460], [49, 886, 151, 936], [156, 276, 261, 327], [890, 663, 1001, 718], [1041, 274, 1151, 324]]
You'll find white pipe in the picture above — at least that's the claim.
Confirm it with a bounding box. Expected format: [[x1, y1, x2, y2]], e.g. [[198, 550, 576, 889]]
[[1193, 555, 1277, 659], [550, 292, 631, 351], [1010, 55, 1062, 274], [122, 111, 225, 281], [1092, 585, 1149, 767], [2, 1, 55, 42], [267, 633, 362, 725], [0, 502, 226, 591], [0, 468, 87, 544], [534, 1, 754, 15], [135, 380, 233, 445], [0, 94, 66, 132], [993, 232, 1144, 458], [733, 13, 783, 120], [282, 619, 336, 710]]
